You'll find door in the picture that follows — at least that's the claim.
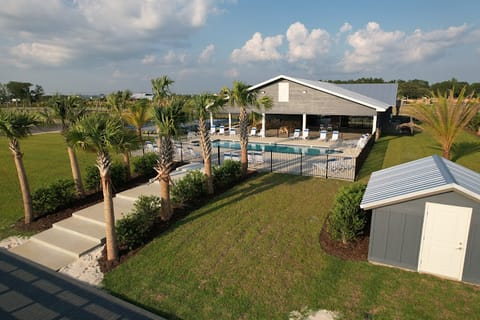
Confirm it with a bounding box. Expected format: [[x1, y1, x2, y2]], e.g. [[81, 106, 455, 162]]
[[418, 202, 472, 280]]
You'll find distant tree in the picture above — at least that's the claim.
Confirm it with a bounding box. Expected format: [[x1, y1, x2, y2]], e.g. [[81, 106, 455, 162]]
[[31, 85, 44, 103], [468, 83, 480, 97], [0, 111, 39, 224], [412, 87, 480, 159], [0, 83, 8, 103], [431, 78, 469, 97], [328, 77, 387, 84], [106, 90, 132, 115], [122, 99, 152, 154], [6, 81, 32, 104], [397, 79, 430, 99]]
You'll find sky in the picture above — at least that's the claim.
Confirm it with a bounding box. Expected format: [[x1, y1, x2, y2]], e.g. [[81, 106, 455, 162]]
[[1, 0, 480, 95]]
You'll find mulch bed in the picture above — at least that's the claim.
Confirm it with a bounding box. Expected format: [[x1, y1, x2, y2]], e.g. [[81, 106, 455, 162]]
[[318, 221, 369, 261]]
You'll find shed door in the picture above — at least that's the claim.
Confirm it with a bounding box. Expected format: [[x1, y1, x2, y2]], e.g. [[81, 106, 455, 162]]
[[418, 202, 472, 280]]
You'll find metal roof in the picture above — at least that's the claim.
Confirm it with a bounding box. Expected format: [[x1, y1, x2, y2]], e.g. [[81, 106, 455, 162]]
[[337, 83, 398, 106], [360, 155, 480, 210], [248, 75, 392, 112]]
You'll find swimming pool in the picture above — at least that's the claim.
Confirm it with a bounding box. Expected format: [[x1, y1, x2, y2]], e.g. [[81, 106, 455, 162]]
[[212, 140, 341, 156]]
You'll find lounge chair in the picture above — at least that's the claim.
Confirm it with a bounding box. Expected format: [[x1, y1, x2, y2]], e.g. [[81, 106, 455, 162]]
[[318, 130, 327, 141], [249, 127, 257, 136], [289, 128, 300, 139], [257, 128, 265, 137], [356, 134, 369, 148], [330, 130, 339, 142], [219, 125, 225, 135], [302, 128, 309, 140], [210, 125, 216, 135], [230, 128, 236, 136]]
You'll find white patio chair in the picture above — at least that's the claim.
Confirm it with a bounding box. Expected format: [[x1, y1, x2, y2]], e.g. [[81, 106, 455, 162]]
[[289, 128, 300, 139], [318, 130, 327, 141], [330, 130, 340, 142], [302, 128, 309, 140], [230, 128, 236, 136], [210, 125, 216, 135], [249, 127, 257, 136], [219, 125, 225, 135]]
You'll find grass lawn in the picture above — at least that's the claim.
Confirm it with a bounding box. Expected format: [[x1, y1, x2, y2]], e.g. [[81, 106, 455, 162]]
[[103, 173, 480, 319], [0, 132, 96, 238]]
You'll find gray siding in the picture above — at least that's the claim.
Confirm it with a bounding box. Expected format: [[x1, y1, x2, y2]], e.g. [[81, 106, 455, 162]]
[[368, 191, 480, 284], [255, 80, 378, 116]]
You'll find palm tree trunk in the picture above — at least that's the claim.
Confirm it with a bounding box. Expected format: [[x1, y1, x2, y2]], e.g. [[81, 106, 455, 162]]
[[138, 127, 144, 155], [239, 107, 248, 177], [123, 151, 131, 181], [159, 177, 172, 220], [198, 117, 214, 194], [10, 139, 33, 224], [67, 145, 85, 197], [443, 148, 451, 160], [98, 153, 118, 261]]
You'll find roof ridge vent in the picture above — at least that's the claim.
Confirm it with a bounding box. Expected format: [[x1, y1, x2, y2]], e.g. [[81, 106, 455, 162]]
[[432, 154, 456, 185]]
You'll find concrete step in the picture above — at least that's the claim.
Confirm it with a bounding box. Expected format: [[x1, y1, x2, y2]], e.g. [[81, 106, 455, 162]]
[[73, 197, 135, 225], [9, 241, 76, 271], [31, 228, 100, 258], [53, 216, 106, 243]]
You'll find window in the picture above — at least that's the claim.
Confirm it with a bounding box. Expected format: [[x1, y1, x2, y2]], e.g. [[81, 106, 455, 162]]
[[278, 82, 289, 102]]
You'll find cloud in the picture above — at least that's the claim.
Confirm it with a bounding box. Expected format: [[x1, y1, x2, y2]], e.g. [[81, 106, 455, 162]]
[[0, 0, 223, 68], [164, 50, 187, 65], [225, 68, 239, 78], [10, 42, 74, 66], [286, 22, 331, 62], [230, 32, 283, 63], [339, 22, 352, 33], [198, 44, 215, 63], [341, 22, 469, 72], [141, 54, 157, 65]]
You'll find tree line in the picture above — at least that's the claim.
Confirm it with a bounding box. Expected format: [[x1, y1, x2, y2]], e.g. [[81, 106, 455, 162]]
[[328, 77, 480, 99]]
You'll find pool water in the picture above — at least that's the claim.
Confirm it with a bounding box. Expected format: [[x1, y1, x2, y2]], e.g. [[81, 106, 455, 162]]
[[212, 140, 341, 155]]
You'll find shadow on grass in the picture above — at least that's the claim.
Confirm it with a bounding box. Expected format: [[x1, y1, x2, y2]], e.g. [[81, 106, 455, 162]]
[[356, 136, 398, 181], [451, 141, 480, 162], [160, 173, 309, 238]]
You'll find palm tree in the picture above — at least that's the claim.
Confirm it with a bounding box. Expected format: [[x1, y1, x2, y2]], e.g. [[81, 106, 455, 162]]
[[222, 81, 272, 176], [111, 128, 140, 181], [122, 99, 151, 154], [66, 114, 127, 261], [187, 94, 226, 194], [151, 97, 186, 220], [106, 90, 132, 115], [412, 87, 480, 160], [49, 94, 87, 196], [151, 76, 174, 107], [0, 111, 39, 224]]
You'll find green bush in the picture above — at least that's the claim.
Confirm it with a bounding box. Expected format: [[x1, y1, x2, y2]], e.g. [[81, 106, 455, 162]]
[[213, 160, 242, 190], [171, 170, 207, 207], [116, 195, 161, 250], [327, 182, 367, 244], [32, 179, 76, 218], [132, 153, 158, 178], [84, 162, 127, 192]]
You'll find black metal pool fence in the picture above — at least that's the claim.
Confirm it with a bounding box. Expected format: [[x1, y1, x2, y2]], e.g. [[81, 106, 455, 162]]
[[168, 134, 375, 181]]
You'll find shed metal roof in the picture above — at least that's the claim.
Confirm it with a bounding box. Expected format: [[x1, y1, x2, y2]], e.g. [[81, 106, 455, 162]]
[[360, 155, 480, 210], [248, 75, 392, 112]]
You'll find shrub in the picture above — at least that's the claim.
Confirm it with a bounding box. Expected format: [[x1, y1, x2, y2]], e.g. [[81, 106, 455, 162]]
[[171, 170, 207, 207], [327, 182, 367, 244], [116, 195, 161, 250], [213, 160, 242, 190], [132, 153, 158, 178], [32, 179, 76, 218], [84, 162, 128, 192]]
